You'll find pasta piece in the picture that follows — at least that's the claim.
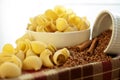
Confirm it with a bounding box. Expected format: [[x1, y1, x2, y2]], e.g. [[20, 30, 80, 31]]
[[44, 9, 58, 20], [35, 15, 48, 27], [16, 41, 28, 53], [31, 41, 46, 54], [23, 56, 42, 71], [27, 6, 90, 32], [53, 48, 70, 65], [56, 18, 69, 32], [26, 49, 36, 57], [40, 49, 54, 68], [47, 44, 57, 53], [0, 62, 21, 78], [54, 5, 66, 16], [36, 26, 45, 32], [10, 55, 22, 68], [15, 50, 25, 62], [2, 43, 16, 54], [16, 39, 31, 54], [0, 54, 12, 65]]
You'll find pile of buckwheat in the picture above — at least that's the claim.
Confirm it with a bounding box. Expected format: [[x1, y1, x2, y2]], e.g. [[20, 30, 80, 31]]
[[61, 29, 112, 67]]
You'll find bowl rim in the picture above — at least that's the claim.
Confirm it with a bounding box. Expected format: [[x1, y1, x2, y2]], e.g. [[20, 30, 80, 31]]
[[27, 28, 90, 34], [92, 10, 116, 53]]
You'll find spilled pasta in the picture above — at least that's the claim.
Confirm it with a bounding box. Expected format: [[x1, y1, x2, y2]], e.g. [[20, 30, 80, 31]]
[[0, 5, 90, 78]]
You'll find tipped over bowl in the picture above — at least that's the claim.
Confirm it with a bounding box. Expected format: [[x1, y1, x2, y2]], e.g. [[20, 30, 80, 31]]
[[92, 10, 120, 54]]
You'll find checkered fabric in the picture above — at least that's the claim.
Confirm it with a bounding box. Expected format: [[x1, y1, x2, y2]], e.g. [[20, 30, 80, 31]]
[[1, 56, 120, 80]]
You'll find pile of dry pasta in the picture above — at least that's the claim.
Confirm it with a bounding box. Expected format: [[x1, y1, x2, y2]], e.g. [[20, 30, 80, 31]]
[[0, 6, 90, 78], [27, 5, 90, 32], [0, 35, 70, 78]]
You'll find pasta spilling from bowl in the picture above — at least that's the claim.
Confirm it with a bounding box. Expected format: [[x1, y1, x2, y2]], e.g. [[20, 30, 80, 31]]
[[27, 5, 90, 32], [0, 6, 90, 78], [0, 39, 70, 78]]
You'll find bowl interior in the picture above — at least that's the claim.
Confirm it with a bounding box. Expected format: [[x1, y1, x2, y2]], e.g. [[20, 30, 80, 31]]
[[92, 11, 113, 38], [92, 10, 118, 54]]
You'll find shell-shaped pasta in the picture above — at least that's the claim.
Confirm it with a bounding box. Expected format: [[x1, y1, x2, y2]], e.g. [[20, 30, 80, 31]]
[[11, 55, 22, 68], [15, 50, 25, 62], [53, 48, 70, 65], [47, 44, 57, 53], [82, 17, 90, 27], [35, 15, 47, 27], [36, 26, 45, 32], [0, 54, 22, 68], [0, 53, 12, 58], [44, 9, 58, 20], [2, 43, 16, 54], [23, 56, 42, 71], [26, 49, 36, 57], [0, 54, 12, 65], [56, 18, 69, 32], [54, 5, 66, 16], [24, 39, 31, 50], [50, 20, 57, 32], [77, 17, 89, 30], [16, 41, 28, 53], [16, 39, 31, 54], [31, 41, 46, 54], [44, 22, 53, 32], [40, 49, 54, 68], [68, 14, 80, 26], [27, 6, 90, 32], [0, 62, 21, 78]]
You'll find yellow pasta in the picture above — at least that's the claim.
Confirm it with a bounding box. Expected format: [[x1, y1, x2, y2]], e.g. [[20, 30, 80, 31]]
[[40, 49, 54, 67], [36, 15, 48, 27], [15, 50, 25, 62], [31, 41, 46, 54], [56, 18, 69, 32], [44, 9, 58, 20], [26, 49, 36, 57], [16, 41, 28, 53], [53, 48, 70, 65], [2, 43, 16, 54], [47, 44, 57, 53], [36, 26, 45, 32], [10, 55, 22, 68], [0, 54, 12, 65], [23, 56, 42, 71], [0, 54, 22, 68], [16, 39, 31, 54], [27, 6, 90, 32], [0, 62, 21, 78], [0, 6, 91, 78], [54, 5, 66, 16]]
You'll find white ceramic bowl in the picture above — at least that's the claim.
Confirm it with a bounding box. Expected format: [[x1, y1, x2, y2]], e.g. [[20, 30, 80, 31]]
[[27, 28, 90, 48], [92, 10, 120, 54]]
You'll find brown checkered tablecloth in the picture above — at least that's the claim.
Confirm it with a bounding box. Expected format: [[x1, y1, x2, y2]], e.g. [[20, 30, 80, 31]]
[[1, 56, 120, 80]]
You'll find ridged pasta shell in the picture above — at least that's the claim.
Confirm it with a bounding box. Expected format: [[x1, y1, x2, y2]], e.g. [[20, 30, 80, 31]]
[[23, 56, 42, 71], [53, 48, 70, 65], [40, 49, 54, 68], [0, 62, 21, 78]]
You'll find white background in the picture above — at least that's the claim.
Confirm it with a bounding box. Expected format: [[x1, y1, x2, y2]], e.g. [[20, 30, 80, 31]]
[[0, 0, 120, 50]]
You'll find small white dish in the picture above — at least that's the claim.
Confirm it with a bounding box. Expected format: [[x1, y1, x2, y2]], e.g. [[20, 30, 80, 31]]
[[27, 28, 90, 48], [92, 10, 120, 54]]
